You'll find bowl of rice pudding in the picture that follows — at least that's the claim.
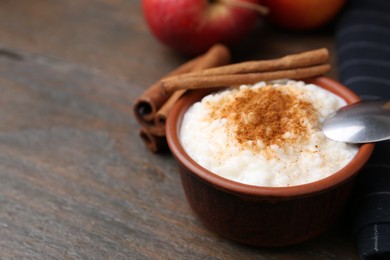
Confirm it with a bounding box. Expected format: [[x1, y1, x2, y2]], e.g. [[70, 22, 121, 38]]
[[166, 77, 374, 247]]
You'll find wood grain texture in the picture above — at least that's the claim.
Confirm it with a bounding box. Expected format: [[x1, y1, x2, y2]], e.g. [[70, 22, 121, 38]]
[[0, 0, 356, 259]]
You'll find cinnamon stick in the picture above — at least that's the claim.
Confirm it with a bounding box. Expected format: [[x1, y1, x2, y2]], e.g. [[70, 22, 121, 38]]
[[154, 44, 231, 126], [139, 128, 168, 153], [155, 90, 186, 127], [179, 48, 329, 77], [133, 54, 202, 124], [162, 64, 331, 93]]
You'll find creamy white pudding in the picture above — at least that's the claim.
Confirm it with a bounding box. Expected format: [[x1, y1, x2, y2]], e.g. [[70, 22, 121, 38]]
[[180, 80, 358, 187]]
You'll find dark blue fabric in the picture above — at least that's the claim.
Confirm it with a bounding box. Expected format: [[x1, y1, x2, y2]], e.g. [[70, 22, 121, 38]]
[[337, 0, 390, 99], [336, 0, 390, 259], [357, 224, 390, 260]]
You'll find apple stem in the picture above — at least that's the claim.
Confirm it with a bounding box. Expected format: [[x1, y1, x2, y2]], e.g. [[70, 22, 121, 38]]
[[219, 0, 269, 16]]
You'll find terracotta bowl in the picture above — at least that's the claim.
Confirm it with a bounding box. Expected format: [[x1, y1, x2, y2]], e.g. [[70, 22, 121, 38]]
[[166, 77, 374, 247]]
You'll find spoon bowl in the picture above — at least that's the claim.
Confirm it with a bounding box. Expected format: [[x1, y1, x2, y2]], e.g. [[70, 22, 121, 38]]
[[322, 100, 390, 143]]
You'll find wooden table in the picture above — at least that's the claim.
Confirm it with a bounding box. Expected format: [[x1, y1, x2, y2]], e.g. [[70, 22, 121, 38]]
[[0, 1, 358, 259]]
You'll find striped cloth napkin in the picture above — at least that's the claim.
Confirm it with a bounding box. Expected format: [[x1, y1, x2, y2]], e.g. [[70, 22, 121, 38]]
[[336, 0, 390, 259]]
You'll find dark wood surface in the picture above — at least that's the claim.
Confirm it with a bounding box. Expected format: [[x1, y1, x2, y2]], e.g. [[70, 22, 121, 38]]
[[0, 1, 358, 259]]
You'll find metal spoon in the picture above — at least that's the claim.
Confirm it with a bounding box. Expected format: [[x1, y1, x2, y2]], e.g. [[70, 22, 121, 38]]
[[322, 100, 390, 143]]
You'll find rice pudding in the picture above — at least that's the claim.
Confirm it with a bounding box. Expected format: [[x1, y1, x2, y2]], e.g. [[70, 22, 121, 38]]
[[180, 80, 358, 187]]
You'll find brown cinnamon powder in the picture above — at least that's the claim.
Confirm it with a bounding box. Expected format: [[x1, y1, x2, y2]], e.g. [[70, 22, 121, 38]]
[[207, 86, 318, 152]]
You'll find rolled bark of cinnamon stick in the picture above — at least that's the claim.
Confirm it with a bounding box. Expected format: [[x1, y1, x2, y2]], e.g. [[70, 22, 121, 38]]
[[154, 90, 186, 127], [154, 44, 231, 126], [139, 128, 168, 153], [133, 55, 202, 124], [180, 48, 329, 77], [162, 64, 331, 93]]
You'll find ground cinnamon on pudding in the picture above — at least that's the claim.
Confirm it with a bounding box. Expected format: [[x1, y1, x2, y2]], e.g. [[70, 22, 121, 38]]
[[181, 80, 357, 187], [207, 86, 319, 152]]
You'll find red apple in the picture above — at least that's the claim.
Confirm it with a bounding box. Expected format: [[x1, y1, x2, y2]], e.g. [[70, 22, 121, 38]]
[[262, 0, 346, 31], [142, 0, 266, 55]]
